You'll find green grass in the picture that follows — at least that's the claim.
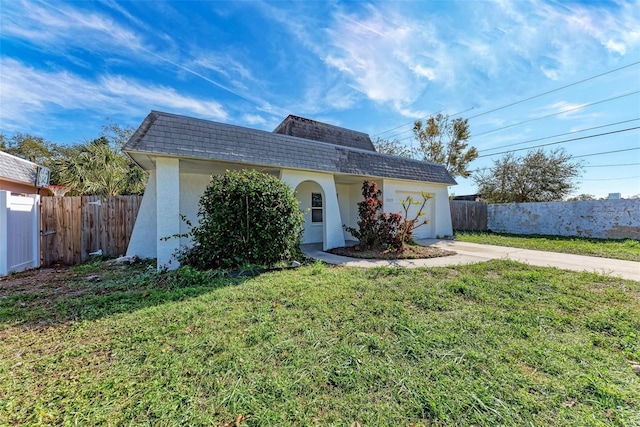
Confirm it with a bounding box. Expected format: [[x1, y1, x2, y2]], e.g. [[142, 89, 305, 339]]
[[455, 231, 640, 262], [1, 260, 639, 426]]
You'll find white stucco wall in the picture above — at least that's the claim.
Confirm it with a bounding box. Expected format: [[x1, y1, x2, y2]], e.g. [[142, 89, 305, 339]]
[[336, 183, 359, 240], [179, 173, 212, 247], [382, 180, 453, 239], [126, 170, 157, 259], [488, 199, 640, 239], [127, 169, 211, 264]]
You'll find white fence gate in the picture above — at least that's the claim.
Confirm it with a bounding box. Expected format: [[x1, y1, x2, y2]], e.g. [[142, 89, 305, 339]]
[[0, 191, 40, 276]]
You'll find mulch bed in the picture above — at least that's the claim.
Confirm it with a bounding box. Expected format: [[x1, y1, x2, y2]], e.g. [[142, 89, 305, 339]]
[[328, 244, 455, 260]]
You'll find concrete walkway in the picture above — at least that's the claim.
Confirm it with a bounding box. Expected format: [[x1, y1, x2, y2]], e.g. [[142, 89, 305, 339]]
[[301, 240, 640, 281]]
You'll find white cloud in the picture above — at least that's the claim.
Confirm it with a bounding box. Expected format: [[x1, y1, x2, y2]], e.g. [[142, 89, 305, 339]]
[[306, 0, 640, 117], [605, 40, 626, 55], [1, 0, 147, 56], [0, 58, 228, 129], [322, 5, 446, 106], [241, 114, 267, 125]]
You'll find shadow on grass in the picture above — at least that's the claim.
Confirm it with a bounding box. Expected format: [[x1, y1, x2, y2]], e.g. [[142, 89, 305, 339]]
[[0, 260, 253, 330]]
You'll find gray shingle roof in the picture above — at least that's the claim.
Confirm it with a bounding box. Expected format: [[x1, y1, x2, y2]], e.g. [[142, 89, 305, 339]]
[[123, 111, 457, 185], [0, 151, 38, 185], [273, 115, 376, 151]]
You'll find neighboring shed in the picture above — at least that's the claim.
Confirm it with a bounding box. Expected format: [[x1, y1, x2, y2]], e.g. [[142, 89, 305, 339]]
[[123, 111, 457, 268]]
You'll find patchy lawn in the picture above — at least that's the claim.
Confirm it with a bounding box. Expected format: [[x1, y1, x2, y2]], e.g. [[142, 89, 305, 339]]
[[1, 260, 639, 426], [455, 231, 640, 262], [328, 243, 455, 260]]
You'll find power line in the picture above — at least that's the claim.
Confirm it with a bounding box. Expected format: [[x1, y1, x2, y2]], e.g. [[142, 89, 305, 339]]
[[585, 162, 640, 168], [372, 109, 444, 137], [470, 161, 640, 174], [373, 106, 474, 139], [472, 90, 640, 138], [574, 147, 640, 158], [479, 118, 640, 153], [393, 93, 638, 145], [466, 61, 640, 121], [477, 127, 640, 158], [581, 176, 640, 181], [371, 61, 639, 138]]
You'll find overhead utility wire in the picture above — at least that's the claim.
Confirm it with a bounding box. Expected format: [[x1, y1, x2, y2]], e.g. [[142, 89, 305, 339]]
[[465, 61, 640, 121], [574, 147, 640, 158], [581, 176, 640, 181], [472, 91, 640, 138], [585, 163, 640, 168], [479, 118, 640, 153], [372, 109, 444, 137], [476, 127, 640, 158], [392, 93, 638, 145], [372, 61, 639, 138], [372, 106, 475, 138], [470, 162, 640, 174]]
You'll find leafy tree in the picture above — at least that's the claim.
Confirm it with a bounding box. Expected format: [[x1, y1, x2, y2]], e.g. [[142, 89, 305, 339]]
[[49, 137, 146, 195], [100, 121, 135, 148], [0, 133, 58, 164], [180, 170, 304, 270], [372, 137, 415, 158], [474, 148, 582, 203], [413, 114, 478, 178]]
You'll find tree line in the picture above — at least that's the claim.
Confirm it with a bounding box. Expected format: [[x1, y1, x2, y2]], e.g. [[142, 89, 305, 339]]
[[0, 124, 147, 196]]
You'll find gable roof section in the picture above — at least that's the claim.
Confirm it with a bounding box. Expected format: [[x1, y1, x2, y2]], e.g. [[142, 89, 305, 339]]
[[273, 114, 376, 151], [124, 111, 457, 185], [0, 151, 38, 185]]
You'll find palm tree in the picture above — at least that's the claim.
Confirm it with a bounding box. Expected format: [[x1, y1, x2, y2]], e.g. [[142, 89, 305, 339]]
[[50, 137, 146, 196]]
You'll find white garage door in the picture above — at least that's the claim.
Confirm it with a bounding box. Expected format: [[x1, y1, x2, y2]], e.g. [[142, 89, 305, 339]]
[[390, 190, 435, 239]]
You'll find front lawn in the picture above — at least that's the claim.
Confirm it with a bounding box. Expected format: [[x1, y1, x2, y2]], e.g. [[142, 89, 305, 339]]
[[455, 231, 640, 262], [1, 260, 638, 426]]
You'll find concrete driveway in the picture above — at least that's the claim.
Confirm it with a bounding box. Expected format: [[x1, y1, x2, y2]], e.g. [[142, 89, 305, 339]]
[[301, 240, 640, 281]]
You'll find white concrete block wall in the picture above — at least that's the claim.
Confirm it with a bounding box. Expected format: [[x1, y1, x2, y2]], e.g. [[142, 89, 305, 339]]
[[488, 199, 640, 239]]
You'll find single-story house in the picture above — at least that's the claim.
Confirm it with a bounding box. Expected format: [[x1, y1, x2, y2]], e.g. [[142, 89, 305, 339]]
[[0, 151, 52, 195], [123, 111, 457, 268]]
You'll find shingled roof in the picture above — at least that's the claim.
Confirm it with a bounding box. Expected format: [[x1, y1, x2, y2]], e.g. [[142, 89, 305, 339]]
[[0, 151, 38, 185], [273, 115, 376, 151], [123, 111, 457, 185]]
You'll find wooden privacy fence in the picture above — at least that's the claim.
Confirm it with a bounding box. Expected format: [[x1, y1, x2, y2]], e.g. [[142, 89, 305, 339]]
[[41, 195, 142, 266], [449, 200, 488, 231]]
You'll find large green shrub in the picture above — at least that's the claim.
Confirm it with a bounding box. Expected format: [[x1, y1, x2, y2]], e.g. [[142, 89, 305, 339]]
[[181, 170, 304, 269]]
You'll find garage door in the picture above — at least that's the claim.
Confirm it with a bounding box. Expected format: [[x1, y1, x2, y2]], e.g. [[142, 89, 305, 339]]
[[390, 191, 435, 239]]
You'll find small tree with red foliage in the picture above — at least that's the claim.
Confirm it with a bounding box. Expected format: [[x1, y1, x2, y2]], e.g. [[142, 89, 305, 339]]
[[345, 180, 430, 251]]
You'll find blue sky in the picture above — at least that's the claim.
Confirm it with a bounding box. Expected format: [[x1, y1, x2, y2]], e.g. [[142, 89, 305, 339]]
[[1, 0, 639, 198]]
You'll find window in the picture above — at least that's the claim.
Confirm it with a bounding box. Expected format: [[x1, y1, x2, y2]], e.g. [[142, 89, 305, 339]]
[[311, 192, 323, 223]]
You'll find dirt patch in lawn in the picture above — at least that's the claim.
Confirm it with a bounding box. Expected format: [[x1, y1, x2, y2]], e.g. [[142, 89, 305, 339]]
[[328, 244, 455, 260], [0, 265, 80, 297]]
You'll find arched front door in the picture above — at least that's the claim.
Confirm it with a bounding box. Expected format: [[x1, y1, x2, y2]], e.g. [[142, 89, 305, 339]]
[[295, 180, 325, 244]]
